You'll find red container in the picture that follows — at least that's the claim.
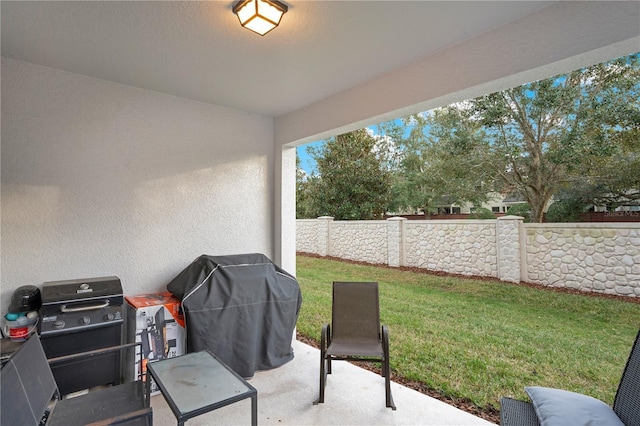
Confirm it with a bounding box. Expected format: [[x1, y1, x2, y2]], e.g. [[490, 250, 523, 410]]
[[4, 316, 38, 342]]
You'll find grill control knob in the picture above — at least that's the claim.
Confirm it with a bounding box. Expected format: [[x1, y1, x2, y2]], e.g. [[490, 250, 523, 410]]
[[105, 313, 115, 321], [81, 316, 91, 325], [53, 320, 65, 329]]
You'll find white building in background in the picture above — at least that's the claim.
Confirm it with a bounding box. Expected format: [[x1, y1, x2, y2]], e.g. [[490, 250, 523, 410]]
[[437, 191, 639, 217], [435, 192, 527, 215]]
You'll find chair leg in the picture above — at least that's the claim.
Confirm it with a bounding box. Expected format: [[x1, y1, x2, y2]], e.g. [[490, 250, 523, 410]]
[[382, 325, 396, 410], [384, 358, 396, 410], [316, 355, 326, 404], [326, 324, 332, 375], [314, 324, 330, 405]]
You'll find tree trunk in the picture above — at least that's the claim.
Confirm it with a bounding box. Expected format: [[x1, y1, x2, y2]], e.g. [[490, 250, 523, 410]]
[[531, 203, 545, 223]]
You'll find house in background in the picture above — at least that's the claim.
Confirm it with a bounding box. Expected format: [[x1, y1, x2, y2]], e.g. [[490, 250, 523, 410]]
[[2, 2, 639, 311], [434, 192, 516, 216]]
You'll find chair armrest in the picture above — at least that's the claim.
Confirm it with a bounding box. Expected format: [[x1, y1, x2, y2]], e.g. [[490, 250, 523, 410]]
[[320, 323, 331, 351], [48, 342, 145, 383], [47, 342, 141, 365], [85, 407, 152, 426], [381, 325, 390, 357], [500, 397, 540, 426]]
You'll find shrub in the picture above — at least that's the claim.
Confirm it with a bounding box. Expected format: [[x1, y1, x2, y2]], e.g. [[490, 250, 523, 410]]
[[506, 203, 532, 222], [468, 207, 496, 219], [546, 199, 584, 223]]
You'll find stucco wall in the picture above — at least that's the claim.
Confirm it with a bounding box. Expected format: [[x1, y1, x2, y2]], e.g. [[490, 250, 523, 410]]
[[1, 58, 274, 313]]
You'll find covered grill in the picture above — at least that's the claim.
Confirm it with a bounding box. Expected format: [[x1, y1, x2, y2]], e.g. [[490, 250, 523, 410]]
[[167, 253, 302, 378]]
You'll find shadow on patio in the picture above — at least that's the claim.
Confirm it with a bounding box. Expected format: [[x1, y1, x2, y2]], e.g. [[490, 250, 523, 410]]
[[150, 339, 495, 425]]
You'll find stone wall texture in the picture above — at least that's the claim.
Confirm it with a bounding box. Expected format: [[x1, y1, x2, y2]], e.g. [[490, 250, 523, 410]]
[[496, 217, 522, 283], [524, 224, 640, 296], [296, 217, 640, 297], [404, 221, 497, 277], [330, 221, 388, 264], [296, 219, 317, 254]]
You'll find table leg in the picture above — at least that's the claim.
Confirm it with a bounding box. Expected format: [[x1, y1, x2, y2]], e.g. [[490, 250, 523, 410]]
[[251, 395, 257, 426], [145, 373, 151, 408]]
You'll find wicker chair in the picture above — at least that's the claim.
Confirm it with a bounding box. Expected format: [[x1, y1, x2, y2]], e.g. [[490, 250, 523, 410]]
[[313, 281, 396, 410], [500, 329, 640, 426]]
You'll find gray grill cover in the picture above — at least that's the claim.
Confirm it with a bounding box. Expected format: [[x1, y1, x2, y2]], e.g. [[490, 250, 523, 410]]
[[167, 253, 302, 378]]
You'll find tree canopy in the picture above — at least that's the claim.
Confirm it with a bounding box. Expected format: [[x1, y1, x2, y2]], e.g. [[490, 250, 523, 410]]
[[297, 53, 640, 223], [297, 129, 392, 220], [391, 53, 640, 222]]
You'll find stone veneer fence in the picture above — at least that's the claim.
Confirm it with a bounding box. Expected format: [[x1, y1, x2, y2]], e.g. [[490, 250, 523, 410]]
[[296, 216, 640, 297]]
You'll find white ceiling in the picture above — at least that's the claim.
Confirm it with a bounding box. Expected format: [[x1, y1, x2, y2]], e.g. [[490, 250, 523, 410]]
[[1, 1, 558, 118]]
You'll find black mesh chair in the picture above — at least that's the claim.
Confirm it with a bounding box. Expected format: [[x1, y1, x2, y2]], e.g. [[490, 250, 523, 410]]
[[313, 281, 396, 410], [500, 329, 640, 426], [1, 333, 152, 426]]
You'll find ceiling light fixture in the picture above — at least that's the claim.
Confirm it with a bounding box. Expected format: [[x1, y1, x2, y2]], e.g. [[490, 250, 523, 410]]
[[233, 0, 288, 36]]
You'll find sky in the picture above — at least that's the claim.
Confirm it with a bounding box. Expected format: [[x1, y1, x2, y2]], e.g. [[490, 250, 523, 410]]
[[296, 140, 323, 175], [296, 117, 421, 175]]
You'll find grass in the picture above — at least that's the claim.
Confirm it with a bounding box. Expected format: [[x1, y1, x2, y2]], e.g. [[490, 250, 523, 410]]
[[295, 254, 640, 413]]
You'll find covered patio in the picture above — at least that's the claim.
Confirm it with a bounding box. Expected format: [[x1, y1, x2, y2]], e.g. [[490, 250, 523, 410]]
[[2, 2, 638, 297], [150, 339, 494, 425], [2, 1, 639, 425]]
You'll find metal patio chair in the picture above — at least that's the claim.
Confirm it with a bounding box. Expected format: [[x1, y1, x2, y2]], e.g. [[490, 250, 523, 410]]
[[500, 328, 640, 426], [1, 333, 152, 426], [313, 281, 396, 410]]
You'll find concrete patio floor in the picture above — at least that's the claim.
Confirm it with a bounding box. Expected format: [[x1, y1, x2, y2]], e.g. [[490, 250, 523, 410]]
[[150, 339, 495, 425]]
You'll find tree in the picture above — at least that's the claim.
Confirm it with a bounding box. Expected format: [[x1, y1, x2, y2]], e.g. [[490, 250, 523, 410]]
[[380, 112, 487, 213], [384, 111, 494, 214], [399, 54, 639, 222], [468, 207, 496, 220], [377, 115, 434, 214], [296, 155, 318, 219], [474, 54, 639, 222], [545, 198, 585, 223], [557, 132, 640, 210], [506, 203, 532, 222], [306, 129, 392, 220]]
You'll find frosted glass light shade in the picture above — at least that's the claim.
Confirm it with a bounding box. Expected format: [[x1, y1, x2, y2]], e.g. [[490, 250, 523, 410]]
[[233, 0, 288, 36]]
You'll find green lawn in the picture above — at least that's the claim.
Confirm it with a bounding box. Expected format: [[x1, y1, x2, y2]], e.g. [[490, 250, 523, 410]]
[[295, 254, 640, 412]]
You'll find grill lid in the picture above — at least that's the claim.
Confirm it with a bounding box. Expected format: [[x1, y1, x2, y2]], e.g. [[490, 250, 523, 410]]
[[41, 276, 123, 305]]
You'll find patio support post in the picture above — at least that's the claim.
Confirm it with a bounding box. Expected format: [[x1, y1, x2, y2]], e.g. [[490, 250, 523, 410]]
[[317, 216, 334, 257], [496, 215, 524, 283], [386, 217, 406, 267]]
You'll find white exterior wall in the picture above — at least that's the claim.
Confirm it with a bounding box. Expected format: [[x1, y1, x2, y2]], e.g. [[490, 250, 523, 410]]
[[297, 218, 640, 297], [443, 192, 516, 214], [1, 59, 274, 313], [404, 221, 497, 277], [524, 223, 640, 296]]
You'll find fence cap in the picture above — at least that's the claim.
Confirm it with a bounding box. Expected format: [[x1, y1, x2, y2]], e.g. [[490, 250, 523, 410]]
[[497, 215, 524, 220]]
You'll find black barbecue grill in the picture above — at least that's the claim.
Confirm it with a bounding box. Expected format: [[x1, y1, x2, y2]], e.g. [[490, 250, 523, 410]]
[[39, 276, 125, 396]]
